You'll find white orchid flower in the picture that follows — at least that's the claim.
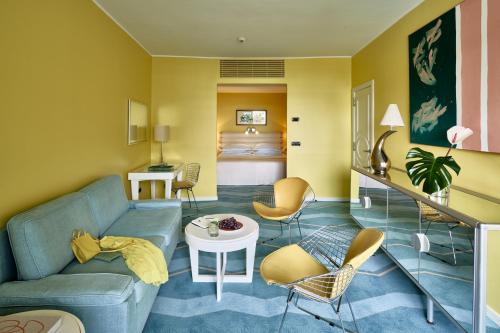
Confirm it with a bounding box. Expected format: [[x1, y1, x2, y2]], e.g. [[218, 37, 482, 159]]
[[447, 126, 473, 145]]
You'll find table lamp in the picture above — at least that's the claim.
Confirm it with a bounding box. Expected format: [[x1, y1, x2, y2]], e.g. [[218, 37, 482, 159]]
[[154, 125, 170, 166], [371, 104, 404, 176]]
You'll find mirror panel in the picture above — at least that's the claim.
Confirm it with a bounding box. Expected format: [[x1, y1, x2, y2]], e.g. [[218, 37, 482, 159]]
[[418, 204, 475, 332], [350, 170, 388, 248], [386, 187, 421, 280], [128, 99, 148, 145]]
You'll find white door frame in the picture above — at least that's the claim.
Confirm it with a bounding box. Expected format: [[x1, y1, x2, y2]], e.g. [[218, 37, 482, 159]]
[[351, 80, 375, 167]]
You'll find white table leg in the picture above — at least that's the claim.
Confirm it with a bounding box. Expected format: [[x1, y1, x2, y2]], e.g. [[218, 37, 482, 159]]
[[245, 243, 256, 282], [131, 180, 139, 200], [216, 252, 222, 302], [150, 181, 156, 199], [176, 170, 183, 199], [165, 180, 172, 199], [189, 247, 199, 281]]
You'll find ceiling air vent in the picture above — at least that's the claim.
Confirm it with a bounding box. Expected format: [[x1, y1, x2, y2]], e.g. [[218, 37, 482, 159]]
[[220, 60, 285, 78]]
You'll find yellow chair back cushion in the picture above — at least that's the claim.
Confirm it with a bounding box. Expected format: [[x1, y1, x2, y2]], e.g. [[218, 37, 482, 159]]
[[274, 177, 310, 212], [342, 228, 384, 270]]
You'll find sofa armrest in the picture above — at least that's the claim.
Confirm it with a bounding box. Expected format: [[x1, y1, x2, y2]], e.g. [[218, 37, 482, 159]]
[[0, 273, 134, 307], [129, 199, 182, 209]]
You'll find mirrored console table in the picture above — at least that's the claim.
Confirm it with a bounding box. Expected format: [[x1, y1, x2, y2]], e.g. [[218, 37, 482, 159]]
[[350, 166, 500, 333]]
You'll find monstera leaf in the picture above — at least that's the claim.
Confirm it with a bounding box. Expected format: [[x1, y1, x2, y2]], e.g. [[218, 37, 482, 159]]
[[405, 147, 461, 195]]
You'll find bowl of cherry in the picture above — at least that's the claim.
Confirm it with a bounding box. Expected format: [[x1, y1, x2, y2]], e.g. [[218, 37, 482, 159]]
[[218, 217, 243, 231]]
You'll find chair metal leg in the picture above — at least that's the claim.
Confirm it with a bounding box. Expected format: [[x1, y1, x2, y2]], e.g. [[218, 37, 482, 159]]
[[424, 220, 433, 235], [288, 223, 292, 245], [186, 189, 192, 208], [345, 294, 360, 333], [332, 301, 346, 333], [259, 221, 284, 245], [278, 291, 293, 333], [190, 188, 199, 211], [448, 229, 457, 265], [297, 218, 303, 240]]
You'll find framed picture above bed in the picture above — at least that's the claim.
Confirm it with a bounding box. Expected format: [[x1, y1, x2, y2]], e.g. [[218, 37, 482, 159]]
[[236, 110, 267, 125]]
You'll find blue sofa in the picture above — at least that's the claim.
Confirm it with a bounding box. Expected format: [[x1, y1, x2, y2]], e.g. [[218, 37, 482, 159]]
[[0, 175, 182, 333]]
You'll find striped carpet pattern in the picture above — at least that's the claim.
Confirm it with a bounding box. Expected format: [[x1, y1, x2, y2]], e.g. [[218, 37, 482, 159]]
[[143, 186, 482, 332]]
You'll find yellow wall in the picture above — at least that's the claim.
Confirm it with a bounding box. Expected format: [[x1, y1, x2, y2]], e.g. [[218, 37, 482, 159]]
[[286, 59, 352, 199], [0, 0, 152, 227], [352, 0, 500, 313], [217, 93, 287, 134], [151, 58, 219, 198], [152, 58, 352, 199]]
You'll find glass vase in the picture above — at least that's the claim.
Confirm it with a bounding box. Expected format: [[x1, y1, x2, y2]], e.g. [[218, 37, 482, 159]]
[[428, 186, 451, 206]]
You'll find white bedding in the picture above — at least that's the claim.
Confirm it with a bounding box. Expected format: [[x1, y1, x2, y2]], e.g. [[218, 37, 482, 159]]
[[217, 131, 286, 185], [217, 158, 286, 185]]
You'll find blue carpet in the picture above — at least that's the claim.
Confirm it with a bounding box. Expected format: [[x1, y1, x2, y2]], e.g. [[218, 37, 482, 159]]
[[143, 186, 491, 332]]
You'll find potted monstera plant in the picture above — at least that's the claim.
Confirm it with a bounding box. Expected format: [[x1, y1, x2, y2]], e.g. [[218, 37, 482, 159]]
[[405, 126, 473, 204]]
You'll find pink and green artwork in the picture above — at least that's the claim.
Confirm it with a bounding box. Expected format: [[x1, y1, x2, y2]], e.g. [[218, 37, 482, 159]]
[[409, 0, 500, 153]]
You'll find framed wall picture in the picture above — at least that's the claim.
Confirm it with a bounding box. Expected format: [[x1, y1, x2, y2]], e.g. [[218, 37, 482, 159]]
[[409, 0, 500, 153], [236, 110, 267, 125], [128, 99, 148, 145]]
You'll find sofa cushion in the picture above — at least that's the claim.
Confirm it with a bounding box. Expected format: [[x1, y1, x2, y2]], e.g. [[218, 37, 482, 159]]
[[0, 229, 16, 284], [103, 206, 181, 249], [0, 273, 134, 307], [7, 192, 99, 281], [61, 236, 166, 303], [79, 175, 129, 235]]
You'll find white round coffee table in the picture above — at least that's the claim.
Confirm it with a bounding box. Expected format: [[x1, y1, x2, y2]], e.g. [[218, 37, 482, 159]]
[[185, 214, 259, 301], [0, 309, 85, 332]]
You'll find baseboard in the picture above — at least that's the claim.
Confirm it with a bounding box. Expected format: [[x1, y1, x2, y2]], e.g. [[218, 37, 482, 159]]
[[350, 198, 361, 204], [180, 196, 218, 202], [488, 305, 500, 327], [315, 197, 350, 202]]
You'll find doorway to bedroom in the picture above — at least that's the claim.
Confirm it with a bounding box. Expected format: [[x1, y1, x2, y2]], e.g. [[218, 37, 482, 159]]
[[216, 84, 287, 188]]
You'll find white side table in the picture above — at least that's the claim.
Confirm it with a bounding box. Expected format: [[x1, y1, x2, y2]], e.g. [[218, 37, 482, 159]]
[[185, 214, 259, 301], [128, 163, 184, 200], [0, 309, 85, 332]]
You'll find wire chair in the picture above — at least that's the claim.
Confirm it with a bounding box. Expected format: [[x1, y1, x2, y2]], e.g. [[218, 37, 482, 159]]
[[173, 163, 201, 211], [260, 225, 384, 333], [418, 201, 473, 265], [253, 177, 316, 245]]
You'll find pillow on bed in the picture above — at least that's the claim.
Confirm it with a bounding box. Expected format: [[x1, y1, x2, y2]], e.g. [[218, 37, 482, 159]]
[[255, 143, 281, 149], [220, 150, 254, 156], [254, 148, 282, 156], [220, 143, 254, 150]]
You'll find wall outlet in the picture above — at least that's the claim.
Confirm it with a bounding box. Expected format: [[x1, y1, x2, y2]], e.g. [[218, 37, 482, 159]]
[[292, 117, 300, 122], [291, 141, 301, 146]]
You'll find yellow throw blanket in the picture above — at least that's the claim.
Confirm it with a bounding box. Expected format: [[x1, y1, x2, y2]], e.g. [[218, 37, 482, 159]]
[[99, 236, 168, 286]]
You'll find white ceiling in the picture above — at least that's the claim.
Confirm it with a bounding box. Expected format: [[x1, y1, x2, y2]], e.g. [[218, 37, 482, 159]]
[[94, 0, 423, 57]]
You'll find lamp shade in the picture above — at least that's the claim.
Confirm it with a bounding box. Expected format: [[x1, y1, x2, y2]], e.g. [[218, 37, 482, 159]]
[[380, 104, 404, 127], [154, 125, 170, 142]]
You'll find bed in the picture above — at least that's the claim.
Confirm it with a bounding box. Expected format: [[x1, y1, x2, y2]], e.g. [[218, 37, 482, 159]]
[[217, 132, 286, 185]]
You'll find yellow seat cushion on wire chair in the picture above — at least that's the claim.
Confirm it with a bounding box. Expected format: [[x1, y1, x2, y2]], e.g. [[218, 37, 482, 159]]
[[260, 244, 329, 285], [172, 180, 195, 190], [252, 202, 295, 221]]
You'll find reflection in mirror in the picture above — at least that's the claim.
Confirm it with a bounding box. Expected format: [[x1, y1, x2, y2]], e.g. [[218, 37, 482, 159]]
[[350, 170, 388, 248], [128, 99, 148, 145], [418, 202, 474, 332], [386, 188, 421, 280]]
